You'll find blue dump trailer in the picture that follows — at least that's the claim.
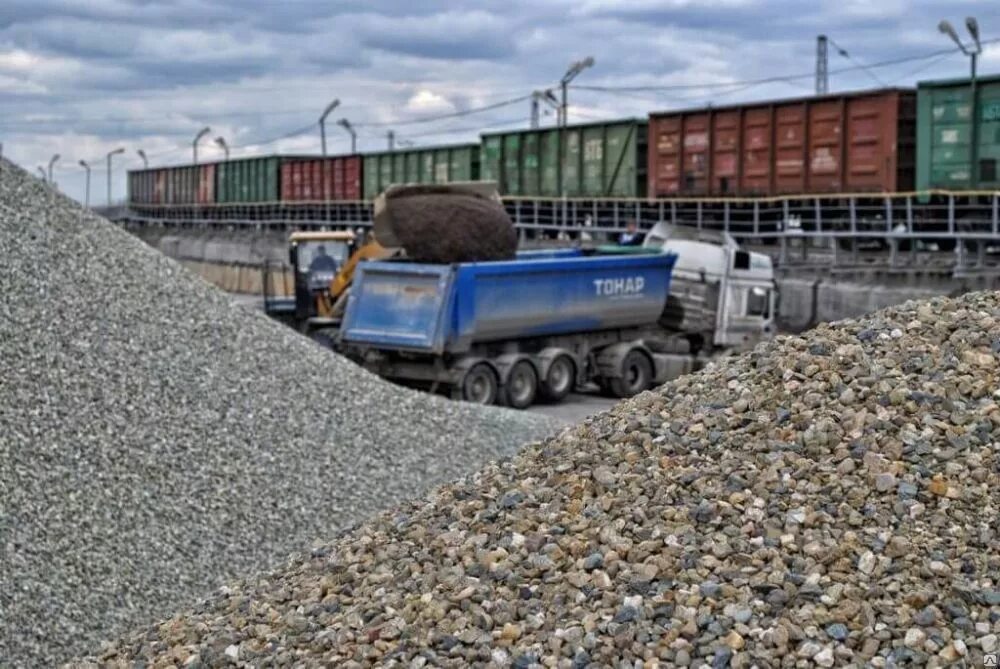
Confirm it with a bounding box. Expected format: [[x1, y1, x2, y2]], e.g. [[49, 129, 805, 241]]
[[339, 249, 697, 408]]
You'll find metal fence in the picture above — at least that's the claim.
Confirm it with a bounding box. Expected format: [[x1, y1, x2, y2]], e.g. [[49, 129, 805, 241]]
[[114, 191, 1000, 270]]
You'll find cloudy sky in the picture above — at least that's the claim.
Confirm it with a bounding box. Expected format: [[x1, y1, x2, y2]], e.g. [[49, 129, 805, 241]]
[[1, 0, 997, 204]]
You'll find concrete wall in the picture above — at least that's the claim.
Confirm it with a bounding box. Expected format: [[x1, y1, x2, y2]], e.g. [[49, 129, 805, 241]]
[[124, 225, 1000, 326]]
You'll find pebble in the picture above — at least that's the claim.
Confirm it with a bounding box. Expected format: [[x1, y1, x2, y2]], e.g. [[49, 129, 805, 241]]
[[814, 645, 835, 667], [905, 628, 927, 648], [0, 161, 558, 666], [825, 623, 849, 641], [84, 289, 1000, 667]]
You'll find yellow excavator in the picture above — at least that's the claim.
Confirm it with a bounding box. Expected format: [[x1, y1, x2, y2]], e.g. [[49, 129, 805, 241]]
[[265, 182, 510, 335]]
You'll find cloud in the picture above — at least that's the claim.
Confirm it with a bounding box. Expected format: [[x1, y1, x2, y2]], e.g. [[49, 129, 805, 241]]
[[406, 90, 455, 113]]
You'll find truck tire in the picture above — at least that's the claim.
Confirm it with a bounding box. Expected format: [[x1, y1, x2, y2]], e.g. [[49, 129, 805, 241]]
[[609, 350, 653, 398], [503, 360, 538, 410], [461, 363, 499, 405], [540, 355, 575, 402]]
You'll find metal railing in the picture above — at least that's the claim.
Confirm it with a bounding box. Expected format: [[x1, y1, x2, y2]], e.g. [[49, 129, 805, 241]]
[[114, 191, 1000, 270]]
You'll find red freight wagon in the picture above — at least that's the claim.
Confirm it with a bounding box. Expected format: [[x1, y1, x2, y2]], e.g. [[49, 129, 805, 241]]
[[279, 156, 362, 202], [648, 88, 915, 197]]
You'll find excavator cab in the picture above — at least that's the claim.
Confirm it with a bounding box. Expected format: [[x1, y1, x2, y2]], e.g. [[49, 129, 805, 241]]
[[288, 231, 356, 323]]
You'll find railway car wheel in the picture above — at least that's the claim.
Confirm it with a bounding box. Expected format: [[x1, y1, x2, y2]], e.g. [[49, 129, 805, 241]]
[[540, 355, 575, 402], [461, 364, 499, 405], [609, 350, 653, 399], [503, 360, 538, 409]]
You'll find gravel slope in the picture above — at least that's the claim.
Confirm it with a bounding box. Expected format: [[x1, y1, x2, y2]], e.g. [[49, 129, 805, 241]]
[[0, 161, 560, 666], [92, 292, 1000, 667]]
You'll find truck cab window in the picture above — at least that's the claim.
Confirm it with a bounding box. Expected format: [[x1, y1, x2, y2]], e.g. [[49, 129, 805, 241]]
[[747, 286, 770, 318]]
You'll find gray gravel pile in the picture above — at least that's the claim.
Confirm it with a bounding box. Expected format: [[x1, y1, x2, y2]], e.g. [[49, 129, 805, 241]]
[[93, 291, 999, 668], [0, 160, 559, 667]]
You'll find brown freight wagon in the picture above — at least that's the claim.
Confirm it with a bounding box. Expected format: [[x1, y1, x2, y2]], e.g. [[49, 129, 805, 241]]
[[647, 88, 915, 198], [128, 164, 215, 205], [279, 155, 362, 201]]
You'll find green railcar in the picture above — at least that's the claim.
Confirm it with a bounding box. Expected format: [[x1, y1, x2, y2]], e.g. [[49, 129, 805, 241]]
[[917, 74, 1000, 191], [216, 156, 280, 203], [480, 119, 647, 198], [362, 144, 480, 200]]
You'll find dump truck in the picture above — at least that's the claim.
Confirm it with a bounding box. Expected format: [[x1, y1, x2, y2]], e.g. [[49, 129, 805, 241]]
[[336, 227, 776, 407]]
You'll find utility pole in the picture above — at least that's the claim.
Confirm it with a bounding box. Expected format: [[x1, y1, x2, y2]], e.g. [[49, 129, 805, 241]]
[[79, 160, 91, 207], [939, 18, 982, 189], [193, 127, 210, 164], [106, 147, 124, 205], [532, 90, 559, 129], [319, 98, 340, 156], [338, 118, 357, 153], [388, 130, 395, 150], [816, 35, 829, 94]]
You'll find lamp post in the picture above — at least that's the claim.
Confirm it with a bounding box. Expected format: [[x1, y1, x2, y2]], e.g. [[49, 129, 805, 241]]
[[558, 58, 593, 203], [48, 153, 60, 186], [560, 56, 594, 127], [319, 98, 340, 156], [106, 147, 124, 205], [79, 160, 91, 207], [192, 126, 211, 164], [338, 118, 357, 153], [137, 149, 148, 168], [36, 166, 46, 182], [215, 136, 230, 160], [939, 17, 983, 188]]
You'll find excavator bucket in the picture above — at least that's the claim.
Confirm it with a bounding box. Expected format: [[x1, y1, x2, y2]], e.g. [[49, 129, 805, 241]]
[[371, 181, 517, 264]]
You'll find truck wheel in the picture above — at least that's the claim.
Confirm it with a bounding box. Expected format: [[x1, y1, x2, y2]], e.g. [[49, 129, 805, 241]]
[[503, 360, 538, 410], [461, 364, 499, 405], [540, 355, 575, 402], [609, 350, 653, 398]]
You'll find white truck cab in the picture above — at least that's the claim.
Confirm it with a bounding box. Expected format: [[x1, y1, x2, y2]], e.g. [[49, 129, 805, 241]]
[[643, 223, 776, 352]]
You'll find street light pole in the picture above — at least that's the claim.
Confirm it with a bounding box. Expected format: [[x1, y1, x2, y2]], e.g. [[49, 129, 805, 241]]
[[106, 147, 125, 205], [192, 127, 211, 164], [939, 17, 982, 188], [558, 58, 594, 203], [215, 136, 230, 160], [388, 130, 395, 150], [560, 56, 594, 128], [79, 160, 91, 207], [319, 98, 340, 156], [137, 149, 148, 168], [48, 153, 60, 187], [338, 118, 357, 153], [36, 166, 46, 182]]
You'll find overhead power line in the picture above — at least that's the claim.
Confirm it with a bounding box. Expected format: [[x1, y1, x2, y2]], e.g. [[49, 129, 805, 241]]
[[571, 39, 1000, 93], [827, 37, 887, 87], [353, 95, 533, 128]]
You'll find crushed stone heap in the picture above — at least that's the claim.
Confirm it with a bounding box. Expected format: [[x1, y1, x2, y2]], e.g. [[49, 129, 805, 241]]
[[0, 160, 559, 667], [93, 291, 1000, 668]]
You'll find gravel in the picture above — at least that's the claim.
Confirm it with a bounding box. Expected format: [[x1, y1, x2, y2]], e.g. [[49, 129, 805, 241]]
[[91, 289, 1000, 667], [0, 161, 559, 667]]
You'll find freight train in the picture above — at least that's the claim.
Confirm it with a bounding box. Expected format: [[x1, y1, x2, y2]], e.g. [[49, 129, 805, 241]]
[[127, 75, 1000, 210]]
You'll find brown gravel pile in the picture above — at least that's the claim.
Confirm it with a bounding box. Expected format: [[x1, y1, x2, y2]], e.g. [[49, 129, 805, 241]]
[[384, 185, 517, 263], [89, 292, 1000, 668]]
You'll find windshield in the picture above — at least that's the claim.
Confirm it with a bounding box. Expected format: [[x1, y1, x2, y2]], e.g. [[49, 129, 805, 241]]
[[296, 240, 350, 274]]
